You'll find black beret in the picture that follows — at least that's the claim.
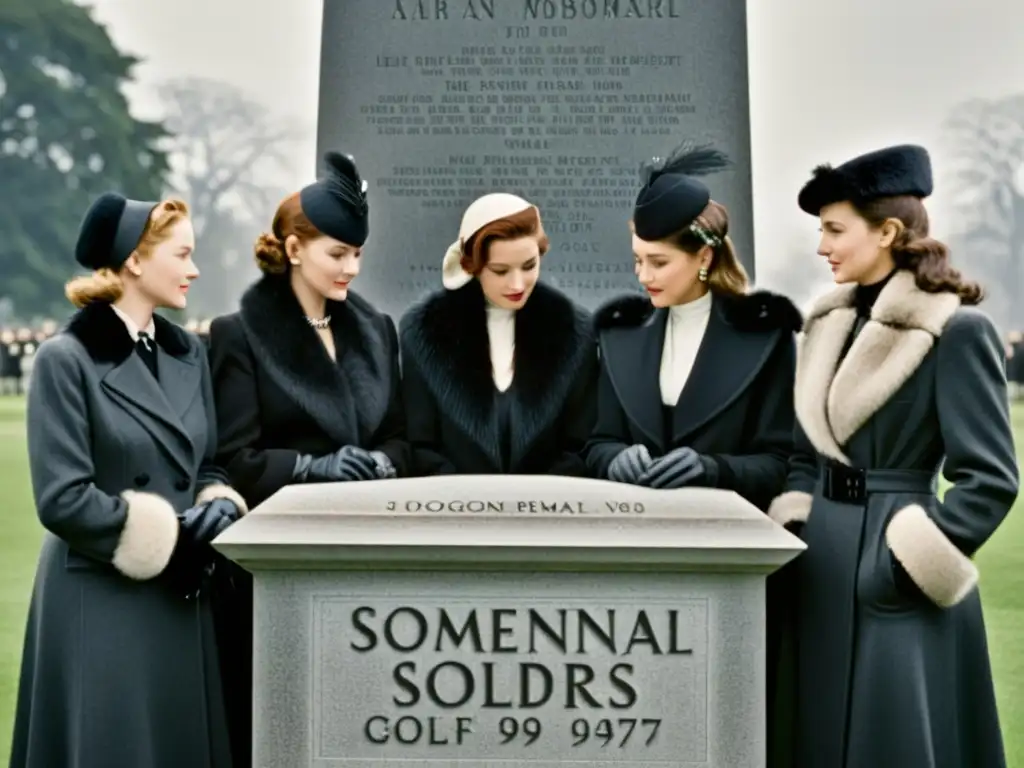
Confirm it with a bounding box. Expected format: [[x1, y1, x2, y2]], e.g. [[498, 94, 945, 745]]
[[75, 192, 158, 271], [632, 143, 732, 241], [299, 152, 369, 247], [797, 144, 933, 215]]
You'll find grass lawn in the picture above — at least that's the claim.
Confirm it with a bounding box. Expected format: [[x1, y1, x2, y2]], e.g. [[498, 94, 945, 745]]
[[0, 394, 1022, 763]]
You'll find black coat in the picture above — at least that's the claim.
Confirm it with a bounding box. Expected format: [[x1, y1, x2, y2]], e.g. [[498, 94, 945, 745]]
[[206, 274, 409, 768], [584, 290, 802, 511], [208, 274, 409, 508], [399, 280, 597, 476], [767, 270, 1018, 768]]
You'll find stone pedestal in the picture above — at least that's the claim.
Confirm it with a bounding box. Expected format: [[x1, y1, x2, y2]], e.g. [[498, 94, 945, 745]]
[[214, 475, 804, 768]]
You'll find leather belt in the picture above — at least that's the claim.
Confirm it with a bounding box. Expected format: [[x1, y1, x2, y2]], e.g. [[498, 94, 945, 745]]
[[820, 462, 937, 504]]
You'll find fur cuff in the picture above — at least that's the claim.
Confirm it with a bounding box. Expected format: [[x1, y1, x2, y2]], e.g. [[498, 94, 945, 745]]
[[767, 490, 813, 528], [196, 483, 249, 515], [885, 504, 978, 608], [114, 491, 180, 580]]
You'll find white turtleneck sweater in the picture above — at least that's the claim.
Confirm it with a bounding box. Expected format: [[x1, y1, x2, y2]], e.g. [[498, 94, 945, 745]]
[[659, 291, 712, 406], [486, 303, 516, 392]]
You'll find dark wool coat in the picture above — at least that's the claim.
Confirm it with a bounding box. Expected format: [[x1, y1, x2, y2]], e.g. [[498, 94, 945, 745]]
[[584, 290, 803, 511], [9, 302, 247, 768], [207, 274, 409, 768], [399, 280, 597, 476], [767, 270, 1019, 768]]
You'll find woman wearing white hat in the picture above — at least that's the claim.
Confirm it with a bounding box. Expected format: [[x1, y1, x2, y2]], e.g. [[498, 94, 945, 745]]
[[399, 193, 597, 476]]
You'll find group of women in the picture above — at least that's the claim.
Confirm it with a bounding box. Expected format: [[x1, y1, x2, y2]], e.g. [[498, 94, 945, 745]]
[[8, 140, 1018, 768]]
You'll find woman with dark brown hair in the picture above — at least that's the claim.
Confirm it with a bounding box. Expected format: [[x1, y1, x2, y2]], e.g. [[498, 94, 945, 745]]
[[768, 143, 1018, 768], [400, 192, 597, 475], [207, 152, 408, 767], [584, 144, 802, 508]]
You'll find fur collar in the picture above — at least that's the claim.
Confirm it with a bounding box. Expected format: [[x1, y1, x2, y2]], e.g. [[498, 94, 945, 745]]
[[796, 269, 960, 464], [400, 280, 593, 468], [238, 275, 391, 446], [595, 290, 803, 333], [66, 302, 193, 364]]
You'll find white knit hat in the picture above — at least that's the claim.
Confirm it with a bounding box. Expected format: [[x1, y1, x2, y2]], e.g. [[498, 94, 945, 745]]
[[442, 193, 535, 290]]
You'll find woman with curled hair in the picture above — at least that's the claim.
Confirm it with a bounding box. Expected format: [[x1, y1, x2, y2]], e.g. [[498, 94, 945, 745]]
[[207, 151, 408, 768], [768, 144, 1018, 768], [399, 192, 597, 476], [10, 193, 246, 768]]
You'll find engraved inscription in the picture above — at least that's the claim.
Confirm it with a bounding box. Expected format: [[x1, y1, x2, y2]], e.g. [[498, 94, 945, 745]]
[[383, 498, 646, 514], [319, 0, 752, 314], [314, 595, 709, 762]]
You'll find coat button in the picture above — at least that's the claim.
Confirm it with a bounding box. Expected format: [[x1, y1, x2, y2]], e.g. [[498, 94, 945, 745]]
[[174, 478, 190, 492], [134, 473, 150, 487]]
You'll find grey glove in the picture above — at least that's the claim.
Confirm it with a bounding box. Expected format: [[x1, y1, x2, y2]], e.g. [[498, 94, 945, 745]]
[[607, 444, 653, 484], [293, 445, 379, 482], [369, 450, 397, 479], [637, 447, 706, 489]]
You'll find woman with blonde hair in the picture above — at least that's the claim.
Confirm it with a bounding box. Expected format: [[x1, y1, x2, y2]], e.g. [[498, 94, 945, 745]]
[[10, 192, 246, 767], [208, 151, 408, 767], [399, 192, 597, 475]]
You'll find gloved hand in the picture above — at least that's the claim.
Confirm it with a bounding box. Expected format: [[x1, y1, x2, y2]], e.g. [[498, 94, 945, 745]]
[[293, 445, 379, 482], [607, 444, 653, 484], [178, 498, 241, 544], [637, 447, 706, 489], [162, 498, 241, 600], [368, 450, 397, 479]]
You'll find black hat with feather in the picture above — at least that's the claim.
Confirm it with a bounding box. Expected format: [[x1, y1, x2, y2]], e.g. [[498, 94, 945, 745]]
[[633, 141, 732, 242], [299, 151, 370, 246]]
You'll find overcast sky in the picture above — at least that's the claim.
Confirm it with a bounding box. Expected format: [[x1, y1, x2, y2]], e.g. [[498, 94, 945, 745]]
[[82, 0, 1024, 298]]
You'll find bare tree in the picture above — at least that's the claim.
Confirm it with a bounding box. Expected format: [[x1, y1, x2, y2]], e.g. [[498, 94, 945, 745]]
[[155, 76, 304, 235], [940, 95, 1024, 329], [154, 77, 306, 316]]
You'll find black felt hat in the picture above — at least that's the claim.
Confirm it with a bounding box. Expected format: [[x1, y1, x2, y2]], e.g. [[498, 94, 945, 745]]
[[633, 142, 732, 241], [299, 151, 369, 246], [797, 144, 933, 215], [74, 192, 159, 271]]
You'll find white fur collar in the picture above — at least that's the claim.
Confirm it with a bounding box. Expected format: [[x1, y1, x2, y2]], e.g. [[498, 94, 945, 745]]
[[795, 270, 960, 464]]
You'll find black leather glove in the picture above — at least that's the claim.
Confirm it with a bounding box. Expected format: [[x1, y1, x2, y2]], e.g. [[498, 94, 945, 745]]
[[293, 445, 379, 482], [162, 499, 241, 600], [637, 447, 706, 489], [179, 498, 241, 543], [607, 444, 653, 484]]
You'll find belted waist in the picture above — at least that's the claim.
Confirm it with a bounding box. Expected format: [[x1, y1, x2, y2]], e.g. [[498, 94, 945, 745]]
[[819, 463, 937, 504]]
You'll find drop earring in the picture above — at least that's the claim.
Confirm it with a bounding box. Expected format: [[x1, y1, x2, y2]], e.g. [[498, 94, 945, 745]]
[[698, 266, 708, 282]]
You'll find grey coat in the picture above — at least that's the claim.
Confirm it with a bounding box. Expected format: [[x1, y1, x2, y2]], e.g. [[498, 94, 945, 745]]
[[9, 302, 248, 768], [768, 270, 1019, 768]]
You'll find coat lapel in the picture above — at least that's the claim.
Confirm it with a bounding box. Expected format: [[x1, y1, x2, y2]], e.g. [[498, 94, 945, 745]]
[[67, 303, 200, 476], [401, 281, 594, 470], [596, 291, 801, 451], [795, 270, 960, 465], [238, 276, 391, 447], [671, 296, 783, 441], [599, 310, 667, 450]]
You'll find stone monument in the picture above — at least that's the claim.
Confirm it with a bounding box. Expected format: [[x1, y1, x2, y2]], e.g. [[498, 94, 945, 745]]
[[316, 0, 754, 318], [213, 475, 804, 767]]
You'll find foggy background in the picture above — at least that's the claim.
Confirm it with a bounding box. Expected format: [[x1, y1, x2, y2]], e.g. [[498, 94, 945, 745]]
[[3, 0, 1024, 328]]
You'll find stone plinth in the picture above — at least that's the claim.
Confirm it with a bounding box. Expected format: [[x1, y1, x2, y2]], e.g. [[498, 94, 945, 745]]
[[213, 475, 804, 768]]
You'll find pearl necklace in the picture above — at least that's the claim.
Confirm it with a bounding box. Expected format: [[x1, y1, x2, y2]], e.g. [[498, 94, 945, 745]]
[[306, 315, 331, 330]]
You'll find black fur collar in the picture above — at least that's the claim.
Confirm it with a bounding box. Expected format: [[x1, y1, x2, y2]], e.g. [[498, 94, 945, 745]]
[[238, 275, 391, 446], [400, 280, 593, 468], [66, 301, 192, 364], [595, 290, 803, 333]]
